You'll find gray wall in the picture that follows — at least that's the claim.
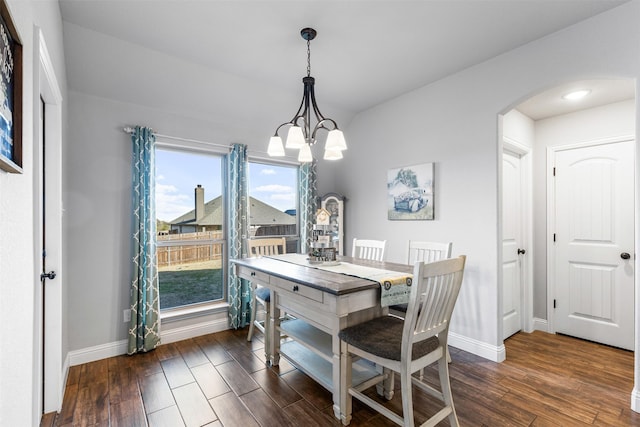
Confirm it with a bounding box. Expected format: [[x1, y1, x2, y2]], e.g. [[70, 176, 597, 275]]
[[327, 3, 640, 356]]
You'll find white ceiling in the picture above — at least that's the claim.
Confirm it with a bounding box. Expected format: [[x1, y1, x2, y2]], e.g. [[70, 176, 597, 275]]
[[59, 0, 633, 125], [516, 78, 635, 120]]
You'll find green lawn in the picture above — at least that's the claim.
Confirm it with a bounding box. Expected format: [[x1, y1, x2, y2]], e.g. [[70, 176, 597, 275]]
[[159, 268, 224, 309]]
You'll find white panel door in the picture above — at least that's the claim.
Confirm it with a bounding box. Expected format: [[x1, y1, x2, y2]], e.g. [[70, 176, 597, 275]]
[[554, 140, 635, 350], [503, 151, 523, 339]]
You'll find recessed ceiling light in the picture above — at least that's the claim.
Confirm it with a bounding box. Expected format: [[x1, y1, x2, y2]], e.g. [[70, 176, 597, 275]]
[[562, 89, 591, 100]]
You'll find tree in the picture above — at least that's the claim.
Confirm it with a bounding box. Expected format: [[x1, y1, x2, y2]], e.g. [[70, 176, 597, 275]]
[[393, 168, 418, 188]]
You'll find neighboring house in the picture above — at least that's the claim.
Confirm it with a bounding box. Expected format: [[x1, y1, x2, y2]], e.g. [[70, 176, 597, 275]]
[[169, 185, 296, 235]]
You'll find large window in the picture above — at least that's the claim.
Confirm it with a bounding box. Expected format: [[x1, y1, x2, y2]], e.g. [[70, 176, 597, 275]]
[[248, 161, 298, 253], [155, 148, 225, 310]]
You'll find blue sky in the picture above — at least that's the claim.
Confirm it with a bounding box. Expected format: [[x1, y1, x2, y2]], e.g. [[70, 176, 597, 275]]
[[155, 149, 297, 222]]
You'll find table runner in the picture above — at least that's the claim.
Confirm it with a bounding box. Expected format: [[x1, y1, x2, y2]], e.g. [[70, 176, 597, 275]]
[[268, 253, 413, 306]]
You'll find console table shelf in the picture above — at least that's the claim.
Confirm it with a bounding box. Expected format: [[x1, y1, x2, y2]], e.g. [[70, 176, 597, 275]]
[[279, 319, 378, 393]]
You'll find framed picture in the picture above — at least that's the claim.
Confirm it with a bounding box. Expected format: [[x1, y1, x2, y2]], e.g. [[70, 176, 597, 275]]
[[387, 162, 434, 220], [0, 0, 22, 174], [319, 193, 345, 255]]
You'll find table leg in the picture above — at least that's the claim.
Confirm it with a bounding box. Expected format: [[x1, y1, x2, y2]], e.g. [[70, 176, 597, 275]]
[[339, 340, 352, 425], [268, 289, 280, 366]]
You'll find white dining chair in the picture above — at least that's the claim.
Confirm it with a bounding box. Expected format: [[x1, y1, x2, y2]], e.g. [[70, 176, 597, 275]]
[[390, 240, 453, 317], [339, 256, 466, 427], [391, 240, 454, 365], [407, 240, 453, 264], [351, 238, 387, 262], [246, 237, 286, 342]]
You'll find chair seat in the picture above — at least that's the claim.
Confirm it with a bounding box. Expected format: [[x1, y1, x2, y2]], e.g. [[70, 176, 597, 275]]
[[255, 286, 270, 302], [339, 316, 439, 361]]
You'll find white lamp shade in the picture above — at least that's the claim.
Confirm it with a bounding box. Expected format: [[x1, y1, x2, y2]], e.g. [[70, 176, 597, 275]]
[[324, 129, 347, 151], [323, 149, 343, 160], [267, 136, 285, 156], [298, 144, 313, 162], [286, 126, 305, 149]]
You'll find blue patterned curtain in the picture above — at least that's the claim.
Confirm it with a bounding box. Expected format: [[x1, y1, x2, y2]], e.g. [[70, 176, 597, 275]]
[[299, 161, 317, 254], [226, 143, 251, 328], [128, 126, 161, 354]]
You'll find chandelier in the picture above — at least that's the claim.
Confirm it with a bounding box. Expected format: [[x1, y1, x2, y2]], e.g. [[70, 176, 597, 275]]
[[267, 27, 347, 162]]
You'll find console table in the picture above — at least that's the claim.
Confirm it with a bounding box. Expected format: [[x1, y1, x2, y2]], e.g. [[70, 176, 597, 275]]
[[232, 254, 412, 423]]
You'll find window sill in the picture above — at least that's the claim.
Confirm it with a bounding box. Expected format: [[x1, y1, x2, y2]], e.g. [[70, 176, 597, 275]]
[[160, 301, 229, 323]]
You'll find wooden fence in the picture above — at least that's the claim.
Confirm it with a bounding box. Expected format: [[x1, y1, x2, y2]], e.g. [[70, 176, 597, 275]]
[[157, 231, 223, 268]]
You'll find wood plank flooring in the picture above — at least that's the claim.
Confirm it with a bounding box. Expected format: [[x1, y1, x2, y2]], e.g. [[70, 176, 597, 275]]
[[41, 329, 639, 426]]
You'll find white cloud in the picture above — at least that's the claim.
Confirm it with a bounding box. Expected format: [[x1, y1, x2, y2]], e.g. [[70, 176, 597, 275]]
[[254, 184, 293, 193], [260, 169, 276, 175], [156, 183, 191, 221]]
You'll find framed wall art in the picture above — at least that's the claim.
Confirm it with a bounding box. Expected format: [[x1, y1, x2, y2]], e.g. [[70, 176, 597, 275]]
[[0, 0, 21, 173], [319, 192, 344, 255], [387, 162, 434, 220]]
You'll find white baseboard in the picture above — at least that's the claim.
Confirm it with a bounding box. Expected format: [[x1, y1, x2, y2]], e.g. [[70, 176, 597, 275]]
[[632, 388, 640, 413], [161, 318, 229, 344], [448, 332, 505, 362], [68, 339, 129, 366], [532, 318, 549, 332], [67, 317, 230, 366]]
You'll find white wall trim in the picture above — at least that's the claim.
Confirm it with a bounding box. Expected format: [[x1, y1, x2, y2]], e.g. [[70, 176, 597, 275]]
[[67, 318, 230, 366], [532, 318, 549, 333], [35, 26, 65, 415], [68, 340, 129, 367], [449, 332, 506, 362], [632, 388, 640, 412], [161, 318, 229, 344]]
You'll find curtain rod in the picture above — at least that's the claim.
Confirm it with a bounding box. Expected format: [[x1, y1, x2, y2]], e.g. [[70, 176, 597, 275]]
[[123, 126, 231, 150], [123, 126, 301, 165]]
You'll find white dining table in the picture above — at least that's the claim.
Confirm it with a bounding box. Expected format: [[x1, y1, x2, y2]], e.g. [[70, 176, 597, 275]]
[[232, 253, 412, 423]]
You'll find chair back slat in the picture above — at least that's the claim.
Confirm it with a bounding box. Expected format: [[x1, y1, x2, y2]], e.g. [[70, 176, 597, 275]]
[[352, 238, 387, 262], [408, 240, 452, 264], [247, 237, 286, 258], [402, 256, 466, 359]]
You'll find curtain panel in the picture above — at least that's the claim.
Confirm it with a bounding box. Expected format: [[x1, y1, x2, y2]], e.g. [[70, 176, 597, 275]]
[[299, 161, 318, 254], [226, 143, 251, 328], [128, 126, 161, 354]]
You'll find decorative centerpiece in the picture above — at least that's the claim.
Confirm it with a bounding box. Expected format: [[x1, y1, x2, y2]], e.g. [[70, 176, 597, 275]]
[[308, 208, 339, 265]]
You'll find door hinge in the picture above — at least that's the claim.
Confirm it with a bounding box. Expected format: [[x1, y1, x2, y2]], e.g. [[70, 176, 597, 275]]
[[553, 233, 556, 242], [553, 167, 556, 176], [553, 299, 557, 309]]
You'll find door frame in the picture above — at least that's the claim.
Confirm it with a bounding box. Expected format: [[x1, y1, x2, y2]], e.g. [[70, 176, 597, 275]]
[[546, 135, 636, 336], [32, 27, 64, 416], [502, 137, 534, 335]]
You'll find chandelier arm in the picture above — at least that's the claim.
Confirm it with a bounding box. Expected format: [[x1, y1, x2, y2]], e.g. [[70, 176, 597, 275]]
[[310, 118, 339, 141], [288, 92, 307, 125], [303, 78, 313, 144], [307, 81, 327, 122], [273, 122, 293, 137]]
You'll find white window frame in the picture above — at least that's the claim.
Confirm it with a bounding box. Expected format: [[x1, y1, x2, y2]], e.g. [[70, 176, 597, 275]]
[[156, 139, 228, 320], [247, 157, 301, 251]]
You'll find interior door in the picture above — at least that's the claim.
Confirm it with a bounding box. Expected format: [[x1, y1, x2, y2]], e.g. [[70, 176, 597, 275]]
[[503, 150, 524, 339], [553, 140, 635, 350]]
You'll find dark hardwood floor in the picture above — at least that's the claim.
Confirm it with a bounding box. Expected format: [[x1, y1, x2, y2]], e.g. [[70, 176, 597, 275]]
[[41, 329, 638, 427]]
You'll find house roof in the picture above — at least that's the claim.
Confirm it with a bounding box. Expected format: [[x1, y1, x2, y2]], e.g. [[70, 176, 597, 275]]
[[170, 196, 296, 227]]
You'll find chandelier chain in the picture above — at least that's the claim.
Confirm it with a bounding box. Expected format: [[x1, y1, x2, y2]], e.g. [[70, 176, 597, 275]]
[[306, 38, 311, 77]]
